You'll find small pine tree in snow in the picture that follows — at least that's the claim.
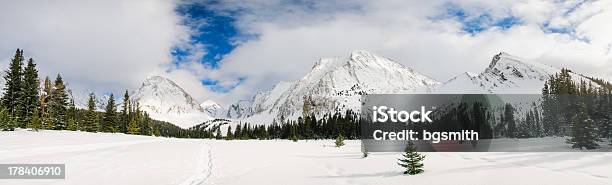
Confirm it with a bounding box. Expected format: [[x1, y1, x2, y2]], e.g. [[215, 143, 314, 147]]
[[66, 118, 77, 131], [27, 109, 42, 131], [127, 118, 140, 135], [397, 142, 425, 175], [291, 135, 298, 142], [335, 134, 345, 147], [0, 108, 16, 131]]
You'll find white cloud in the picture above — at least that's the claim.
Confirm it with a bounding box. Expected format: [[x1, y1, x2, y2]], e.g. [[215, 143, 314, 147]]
[[204, 0, 612, 104], [0, 0, 218, 102]]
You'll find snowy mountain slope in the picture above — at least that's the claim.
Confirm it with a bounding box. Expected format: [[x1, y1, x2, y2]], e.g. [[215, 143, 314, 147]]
[[225, 50, 441, 123], [132, 76, 212, 128], [251, 81, 293, 114], [200, 100, 222, 117], [224, 100, 252, 119], [224, 81, 294, 120], [435, 52, 599, 94]]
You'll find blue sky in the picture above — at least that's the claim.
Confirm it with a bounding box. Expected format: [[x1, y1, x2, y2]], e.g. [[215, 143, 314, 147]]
[[173, 2, 249, 92], [431, 3, 522, 35]]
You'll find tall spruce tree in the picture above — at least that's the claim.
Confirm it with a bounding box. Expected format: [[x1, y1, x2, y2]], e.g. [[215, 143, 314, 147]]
[[66, 95, 78, 131], [140, 112, 151, 136], [49, 75, 69, 130], [127, 103, 141, 135], [121, 90, 130, 133], [397, 142, 425, 175], [84, 93, 98, 132], [226, 125, 233, 140], [1, 49, 24, 125], [101, 94, 117, 132], [21, 58, 40, 127], [503, 103, 517, 138]]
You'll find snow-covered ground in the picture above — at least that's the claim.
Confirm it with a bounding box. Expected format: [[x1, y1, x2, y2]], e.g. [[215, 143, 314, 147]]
[[2, 130, 612, 185], [0, 130, 210, 185], [208, 140, 612, 185]]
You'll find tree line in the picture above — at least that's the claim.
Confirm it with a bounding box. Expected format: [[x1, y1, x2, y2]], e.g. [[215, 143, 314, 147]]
[[0, 49, 199, 138], [540, 68, 612, 149], [486, 69, 611, 149], [189, 110, 361, 140]]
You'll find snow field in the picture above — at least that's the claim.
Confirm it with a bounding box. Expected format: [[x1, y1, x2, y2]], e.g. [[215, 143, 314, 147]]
[[1, 130, 611, 185], [0, 130, 209, 185], [206, 140, 612, 185]]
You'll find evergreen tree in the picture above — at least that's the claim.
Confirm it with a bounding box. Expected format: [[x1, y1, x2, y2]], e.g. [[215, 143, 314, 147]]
[[140, 112, 151, 136], [84, 93, 98, 132], [49, 75, 69, 130], [127, 103, 141, 135], [290, 135, 298, 142], [234, 123, 242, 139], [101, 94, 117, 132], [397, 142, 425, 175], [127, 118, 140, 134], [67, 118, 77, 131], [66, 95, 78, 131], [567, 102, 601, 149], [20, 58, 40, 127], [226, 125, 233, 140], [27, 109, 42, 131], [335, 134, 345, 147], [1, 49, 24, 125], [0, 107, 16, 131], [120, 90, 130, 133], [503, 104, 517, 138], [215, 127, 222, 140]]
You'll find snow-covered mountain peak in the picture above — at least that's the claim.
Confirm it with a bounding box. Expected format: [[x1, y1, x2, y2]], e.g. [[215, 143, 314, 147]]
[[485, 52, 556, 82], [200, 100, 222, 116], [436, 52, 599, 94], [349, 50, 377, 63], [225, 50, 441, 122], [141, 76, 183, 90], [200, 100, 220, 109], [132, 75, 212, 128]]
